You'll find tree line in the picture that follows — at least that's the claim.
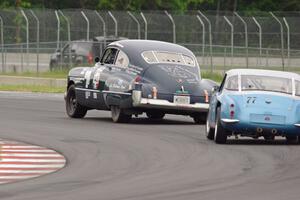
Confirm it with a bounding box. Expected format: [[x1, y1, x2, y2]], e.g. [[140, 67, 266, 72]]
[[1, 0, 300, 12]]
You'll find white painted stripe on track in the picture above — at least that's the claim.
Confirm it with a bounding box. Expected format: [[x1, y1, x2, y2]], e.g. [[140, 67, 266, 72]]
[[0, 170, 54, 173], [0, 175, 40, 179], [1, 159, 65, 162], [0, 164, 65, 168], [0, 149, 56, 152], [1, 145, 49, 147], [0, 154, 64, 157]]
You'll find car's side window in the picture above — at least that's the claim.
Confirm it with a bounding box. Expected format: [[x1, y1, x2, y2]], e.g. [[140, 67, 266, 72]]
[[225, 75, 238, 91], [296, 81, 300, 96], [115, 50, 129, 68], [218, 74, 227, 92], [101, 48, 118, 64]]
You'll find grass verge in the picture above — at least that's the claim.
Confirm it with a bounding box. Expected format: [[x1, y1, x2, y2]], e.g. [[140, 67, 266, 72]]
[[0, 70, 69, 79], [0, 84, 65, 93]]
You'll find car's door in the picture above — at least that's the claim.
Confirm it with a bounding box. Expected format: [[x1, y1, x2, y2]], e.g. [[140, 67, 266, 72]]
[[83, 47, 119, 109], [210, 74, 227, 124], [62, 43, 76, 66]]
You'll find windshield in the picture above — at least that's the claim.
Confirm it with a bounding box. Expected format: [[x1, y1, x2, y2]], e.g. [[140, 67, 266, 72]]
[[296, 81, 300, 96], [141, 51, 195, 67], [241, 75, 292, 94]]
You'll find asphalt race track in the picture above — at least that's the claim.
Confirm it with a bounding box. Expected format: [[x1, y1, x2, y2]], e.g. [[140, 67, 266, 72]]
[[0, 92, 300, 200]]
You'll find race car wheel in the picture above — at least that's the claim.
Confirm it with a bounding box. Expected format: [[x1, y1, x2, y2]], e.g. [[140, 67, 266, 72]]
[[111, 106, 132, 123], [66, 85, 88, 118], [192, 113, 206, 124], [206, 114, 214, 140], [214, 107, 227, 144], [286, 135, 298, 143], [146, 112, 165, 120]]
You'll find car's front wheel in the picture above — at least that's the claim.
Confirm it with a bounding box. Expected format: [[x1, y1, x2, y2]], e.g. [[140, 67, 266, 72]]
[[111, 106, 132, 123], [214, 107, 227, 144], [146, 111, 165, 120], [206, 115, 214, 140], [65, 85, 88, 118], [192, 113, 207, 124]]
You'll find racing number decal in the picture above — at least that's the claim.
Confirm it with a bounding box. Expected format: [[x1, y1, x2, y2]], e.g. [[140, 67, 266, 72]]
[[247, 97, 257, 104], [84, 69, 92, 88]]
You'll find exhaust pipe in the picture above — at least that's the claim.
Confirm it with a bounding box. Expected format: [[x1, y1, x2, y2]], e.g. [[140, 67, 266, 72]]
[[257, 127, 263, 133], [271, 129, 278, 134]]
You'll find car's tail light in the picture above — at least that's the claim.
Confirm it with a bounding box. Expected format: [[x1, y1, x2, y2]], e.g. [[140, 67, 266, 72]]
[[87, 52, 93, 64], [152, 87, 158, 99], [134, 76, 142, 83], [204, 90, 209, 103], [230, 110, 235, 118]]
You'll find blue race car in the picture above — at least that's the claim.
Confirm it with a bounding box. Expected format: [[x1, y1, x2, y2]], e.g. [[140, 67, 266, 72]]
[[206, 69, 300, 144]]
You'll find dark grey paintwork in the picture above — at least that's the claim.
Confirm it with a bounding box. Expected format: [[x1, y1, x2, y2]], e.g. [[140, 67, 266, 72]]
[[66, 40, 216, 117]]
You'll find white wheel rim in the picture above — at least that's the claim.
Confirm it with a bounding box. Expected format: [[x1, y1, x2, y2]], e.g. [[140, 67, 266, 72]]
[[206, 118, 210, 136], [214, 123, 218, 141]]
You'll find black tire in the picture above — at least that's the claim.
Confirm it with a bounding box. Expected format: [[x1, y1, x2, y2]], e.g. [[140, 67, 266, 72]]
[[214, 107, 227, 144], [65, 85, 88, 118], [146, 112, 165, 120], [206, 114, 215, 140], [192, 113, 207, 124], [111, 105, 132, 123], [286, 135, 298, 143]]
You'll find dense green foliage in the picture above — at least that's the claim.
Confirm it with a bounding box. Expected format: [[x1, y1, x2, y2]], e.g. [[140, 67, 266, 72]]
[[1, 0, 300, 11]]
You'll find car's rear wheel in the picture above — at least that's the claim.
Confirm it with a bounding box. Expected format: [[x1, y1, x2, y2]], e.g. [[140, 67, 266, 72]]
[[286, 135, 298, 143], [192, 113, 207, 124], [146, 111, 165, 120], [206, 114, 214, 140], [111, 106, 132, 123], [66, 85, 88, 118], [214, 107, 227, 144]]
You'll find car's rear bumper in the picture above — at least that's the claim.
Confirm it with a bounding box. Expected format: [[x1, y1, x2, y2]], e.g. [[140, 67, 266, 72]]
[[132, 90, 209, 112], [222, 120, 300, 135]]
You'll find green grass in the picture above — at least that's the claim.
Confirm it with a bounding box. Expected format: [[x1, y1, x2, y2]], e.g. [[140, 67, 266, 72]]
[[201, 71, 224, 83], [0, 70, 69, 79], [0, 84, 65, 93]]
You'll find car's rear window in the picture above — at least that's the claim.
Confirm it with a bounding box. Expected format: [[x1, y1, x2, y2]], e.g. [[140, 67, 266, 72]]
[[141, 51, 195, 67], [295, 81, 300, 96], [241, 75, 292, 94]]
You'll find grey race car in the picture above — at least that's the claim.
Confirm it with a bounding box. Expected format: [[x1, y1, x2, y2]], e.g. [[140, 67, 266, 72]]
[[65, 40, 217, 123]]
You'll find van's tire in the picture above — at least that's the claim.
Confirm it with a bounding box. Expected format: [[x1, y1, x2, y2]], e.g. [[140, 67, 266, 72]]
[[111, 106, 132, 123], [65, 85, 88, 118], [206, 114, 215, 140], [214, 107, 227, 144], [146, 112, 165, 120]]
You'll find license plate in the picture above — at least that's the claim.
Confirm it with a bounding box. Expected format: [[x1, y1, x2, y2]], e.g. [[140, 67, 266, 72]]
[[250, 114, 285, 125], [174, 95, 190, 105]]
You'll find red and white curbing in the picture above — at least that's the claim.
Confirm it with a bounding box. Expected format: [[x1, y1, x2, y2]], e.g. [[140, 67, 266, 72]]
[[0, 139, 66, 184]]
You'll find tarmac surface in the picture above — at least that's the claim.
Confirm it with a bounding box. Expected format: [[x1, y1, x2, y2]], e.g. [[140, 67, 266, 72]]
[[0, 92, 300, 200]]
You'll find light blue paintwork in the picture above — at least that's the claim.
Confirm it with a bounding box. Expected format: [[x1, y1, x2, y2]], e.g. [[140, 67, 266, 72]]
[[208, 69, 300, 136]]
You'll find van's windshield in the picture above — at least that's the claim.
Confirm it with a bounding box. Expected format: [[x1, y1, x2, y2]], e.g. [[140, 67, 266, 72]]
[[141, 51, 195, 67]]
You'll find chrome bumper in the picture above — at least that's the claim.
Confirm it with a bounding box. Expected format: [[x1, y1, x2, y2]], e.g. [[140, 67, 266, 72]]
[[132, 90, 209, 112], [221, 119, 240, 123]]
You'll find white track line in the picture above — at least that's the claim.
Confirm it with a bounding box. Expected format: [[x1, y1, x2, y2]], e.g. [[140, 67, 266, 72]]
[[0, 149, 56, 152], [0, 164, 65, 168], [0, 154, 64, 157]]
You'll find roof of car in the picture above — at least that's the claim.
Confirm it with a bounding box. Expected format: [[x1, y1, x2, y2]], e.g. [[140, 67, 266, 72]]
[[226, 69, 300, 80], [107, 40, 194, 57]]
